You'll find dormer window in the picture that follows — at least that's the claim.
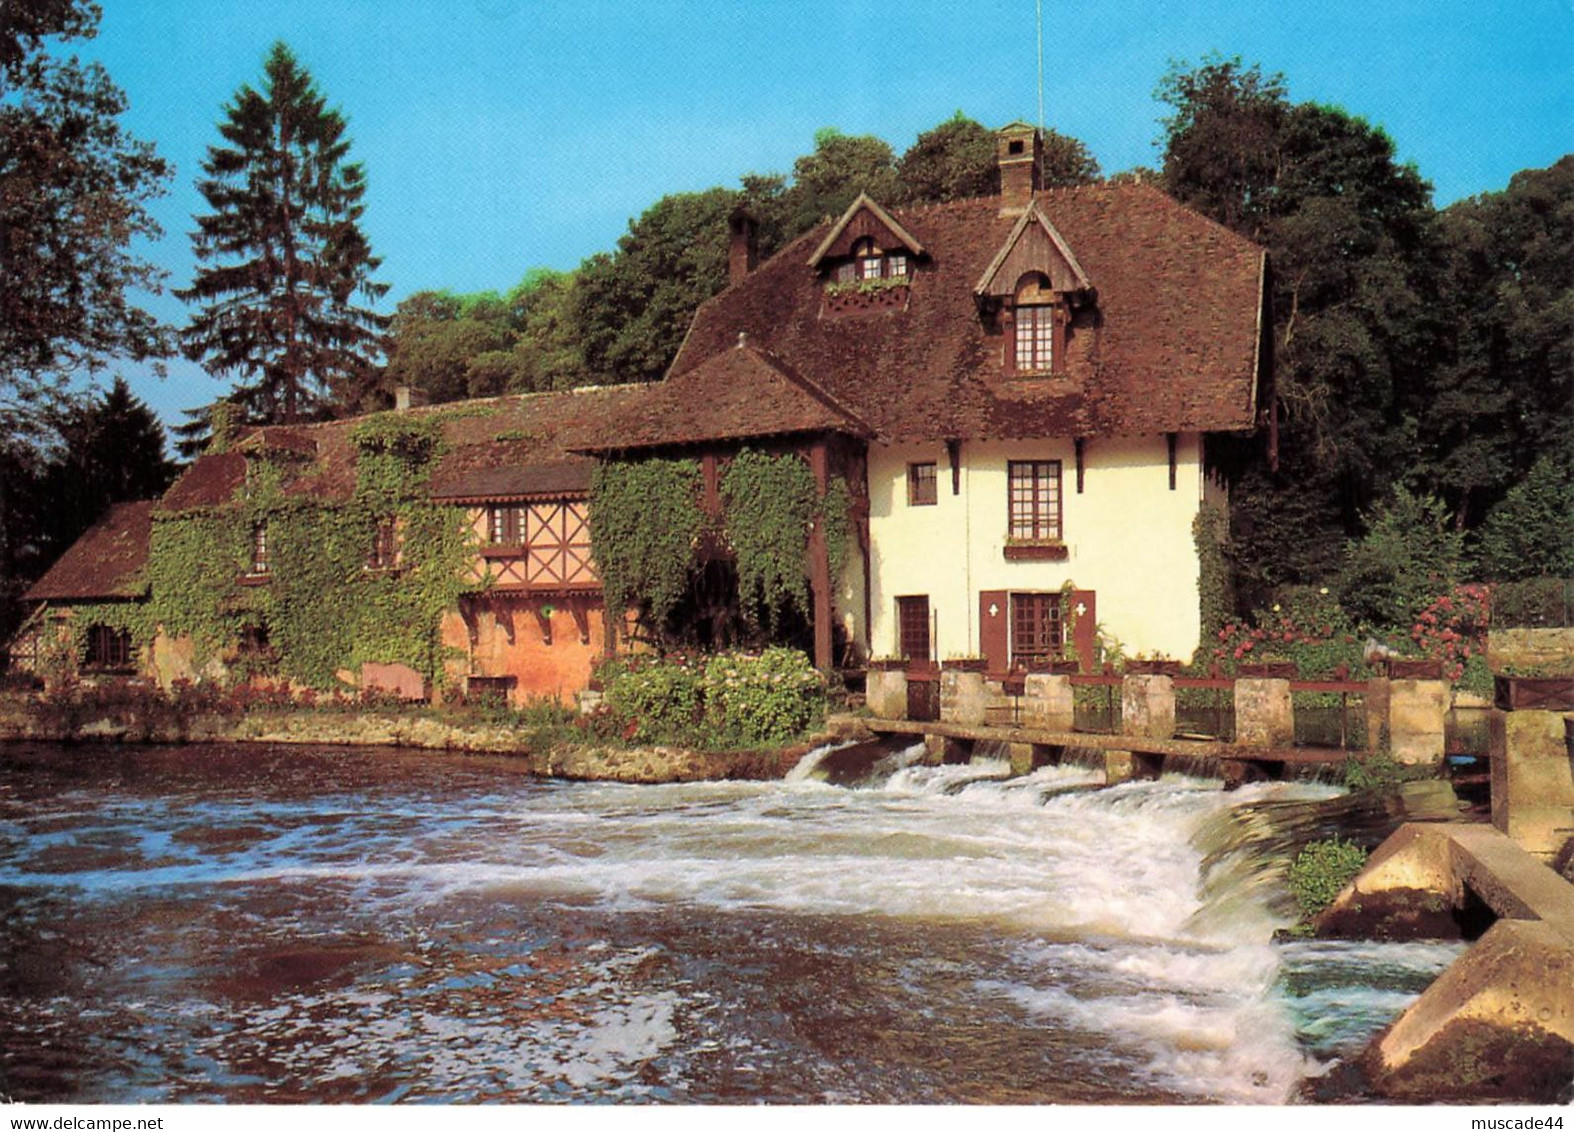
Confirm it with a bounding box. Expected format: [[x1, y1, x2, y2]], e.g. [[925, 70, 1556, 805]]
[[1013, 272, 1056, 373]]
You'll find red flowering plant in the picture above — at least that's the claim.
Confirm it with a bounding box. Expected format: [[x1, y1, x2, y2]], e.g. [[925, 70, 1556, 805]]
[[1206, 587, 1371, 680], [1405, 584, 1490, 685]]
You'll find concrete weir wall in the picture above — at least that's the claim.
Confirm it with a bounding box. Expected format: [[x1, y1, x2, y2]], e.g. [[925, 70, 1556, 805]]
[[1316, 822, 1574, 1102]]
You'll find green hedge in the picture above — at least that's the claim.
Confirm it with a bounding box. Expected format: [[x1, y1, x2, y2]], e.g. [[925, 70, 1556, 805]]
[[1491, 578, 1573, 629]]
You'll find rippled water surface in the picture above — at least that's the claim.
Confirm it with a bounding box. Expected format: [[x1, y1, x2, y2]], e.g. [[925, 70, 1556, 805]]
[[0, 742, 1460, 1103]]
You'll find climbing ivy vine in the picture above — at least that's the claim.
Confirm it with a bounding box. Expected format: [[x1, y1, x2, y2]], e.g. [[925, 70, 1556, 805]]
[[589, 457, 705, 628], [590, 448, 854, 644], [128, 413, 471, 689], [722, 449, 817, 629], [1193, 502, 1235, 642]]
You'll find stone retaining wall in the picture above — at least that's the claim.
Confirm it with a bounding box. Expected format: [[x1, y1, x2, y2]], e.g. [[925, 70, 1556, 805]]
[[0, 697, 806, 784]]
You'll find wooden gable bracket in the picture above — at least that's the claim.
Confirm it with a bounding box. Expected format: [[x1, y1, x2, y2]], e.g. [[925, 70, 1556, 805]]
[[1074, 438, 1086, 494], [567, 598, 592, 646], [531, 604, 551, 646], [458, 595, 483, 650], [1167, 433, 1178, 491], [945, 438, 962, 495]]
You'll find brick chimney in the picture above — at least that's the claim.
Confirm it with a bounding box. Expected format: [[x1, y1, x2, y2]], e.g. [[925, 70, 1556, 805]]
[[394, 385, 429, 412], [998, 122, 1042, 215], [729, 209, 758, 284]]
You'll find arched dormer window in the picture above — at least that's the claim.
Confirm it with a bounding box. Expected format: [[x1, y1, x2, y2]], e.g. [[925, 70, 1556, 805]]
[[1011, 272, 1058, 374], [854, 237, 882, 280]]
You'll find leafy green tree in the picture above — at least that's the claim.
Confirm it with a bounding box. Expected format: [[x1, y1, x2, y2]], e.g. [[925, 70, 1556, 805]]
[[1473, 454, 1574, 581], [1158, 56, 1438, 595], [573, 187, 740, 385], [180, 41, 388, 424], [1338, 488, 1467, 629], [1038, 127, 1102, 188], [384, 291, 512, 404], [1420, 158, 1574, 526], [780, 128, 900, 236], [1156, 54, 1288, 239], [37, 376, 177, 557], [1, 0, 172, 428], [897, 112, 997, 203]]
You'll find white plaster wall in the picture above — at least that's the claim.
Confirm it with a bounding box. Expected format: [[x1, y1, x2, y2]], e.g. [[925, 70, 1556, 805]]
[[867, 434, 1207, 663]]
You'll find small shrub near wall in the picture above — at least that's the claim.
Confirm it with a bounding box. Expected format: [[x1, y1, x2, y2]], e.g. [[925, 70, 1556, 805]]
[[599, 648, 825, 746], [1289, 837, 1368, 921], [600, 654, 705, 743], [702, 648, 825, 742]]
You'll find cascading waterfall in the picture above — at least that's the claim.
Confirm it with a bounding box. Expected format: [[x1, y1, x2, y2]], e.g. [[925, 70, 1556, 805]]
[[0, 742, 1462, 1104]]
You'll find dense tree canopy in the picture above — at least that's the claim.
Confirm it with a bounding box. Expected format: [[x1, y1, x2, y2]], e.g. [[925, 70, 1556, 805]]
[[0, 0, 172, 430], [180, 42, 388, 424], [36, 376, 177, 556]]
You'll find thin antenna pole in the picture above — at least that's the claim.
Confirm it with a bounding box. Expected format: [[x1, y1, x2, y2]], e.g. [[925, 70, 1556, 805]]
[[1036, 0, 1045, 134]]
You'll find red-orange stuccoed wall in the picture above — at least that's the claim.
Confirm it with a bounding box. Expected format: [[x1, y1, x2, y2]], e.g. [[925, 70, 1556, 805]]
[[440, 598, 610, 706]]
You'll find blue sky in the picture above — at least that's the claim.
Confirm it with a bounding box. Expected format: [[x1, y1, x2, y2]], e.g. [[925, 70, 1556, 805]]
[[69, 0, 1574, 429]]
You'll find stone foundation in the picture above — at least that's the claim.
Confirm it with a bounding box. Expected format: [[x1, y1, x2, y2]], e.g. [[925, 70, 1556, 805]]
[[1491, 708, 1574, 861], [939, 669, 988, 726], [865, 668, 908, 720], [1234, 678, 1292, 747], [1020, 673, 1073, 731]]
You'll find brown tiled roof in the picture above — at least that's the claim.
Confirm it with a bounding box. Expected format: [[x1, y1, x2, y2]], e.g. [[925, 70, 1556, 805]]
[[235, 425, 318, 459], [158, 451, 247, 513], [570, 344, 875, 453], [671, 184, 1267, 442], [160, 385, 656, 511], [25, 501, 154, 602], [430, 460, 592, 502]]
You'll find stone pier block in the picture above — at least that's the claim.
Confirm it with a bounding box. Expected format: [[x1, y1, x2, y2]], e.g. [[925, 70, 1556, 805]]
[[940, 669, 988, 726], [1389, 678, 1447, 766], [1021, 673, 1074, 732], [1491, 709, 1574, 861], [1368, 919, 1574, 1102], [865, 668, 908, 720], [1364, 677, 1391, 752], [1235, 678, 1293, 747], [1105, 750, 1134, 785], [1122, 675, 1175, 740]]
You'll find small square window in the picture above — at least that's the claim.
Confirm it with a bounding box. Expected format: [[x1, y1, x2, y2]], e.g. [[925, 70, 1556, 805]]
[[488, 504, 525, 546], [888, 254, 908, 278], [907, 462, 937, 506]]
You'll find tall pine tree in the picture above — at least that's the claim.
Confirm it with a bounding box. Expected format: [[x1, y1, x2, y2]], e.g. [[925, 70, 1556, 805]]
[[179, 42, 387, 424]]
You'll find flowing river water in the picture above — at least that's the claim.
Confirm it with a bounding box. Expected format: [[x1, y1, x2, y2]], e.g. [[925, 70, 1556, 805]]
[[0, 741, 1464, 1104]]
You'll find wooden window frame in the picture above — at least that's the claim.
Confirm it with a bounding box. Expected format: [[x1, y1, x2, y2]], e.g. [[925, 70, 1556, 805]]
[[1014, 303, 1054, 372], [896, 595, 932, 662], [246, 520, 269, 577], [907, 462, 937, 506], [1009, 592, 1063, 668], [1007, 460, 1063, 542], [366, 516, 399, 571], [487, 503, 526, 548], [83, 623, 133, 671]]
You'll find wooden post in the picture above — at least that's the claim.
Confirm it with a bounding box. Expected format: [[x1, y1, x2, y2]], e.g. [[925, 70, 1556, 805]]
[[808, 438, 833, 673]]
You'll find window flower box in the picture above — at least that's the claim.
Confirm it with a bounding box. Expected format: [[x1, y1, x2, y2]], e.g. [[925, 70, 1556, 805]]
[[1003, 539, 1068, 562], [1386, 658, 1444, 680], [1238, 662, 1297, 678], [942, 657, 988, 673], [823, 283, 909, 316], [1493, 675, 1574, 712]]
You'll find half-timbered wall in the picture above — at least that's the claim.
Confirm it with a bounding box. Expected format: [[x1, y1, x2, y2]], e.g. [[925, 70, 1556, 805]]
[[466, 498, 598, 591]]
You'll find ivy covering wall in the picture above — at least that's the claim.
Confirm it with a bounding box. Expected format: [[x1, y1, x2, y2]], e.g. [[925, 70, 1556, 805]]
[[591, 447, 853, 644], [126, 414, 471, 689]]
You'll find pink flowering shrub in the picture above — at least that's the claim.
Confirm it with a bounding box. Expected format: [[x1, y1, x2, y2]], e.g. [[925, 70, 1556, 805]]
[[1406, 584, 1490, 683], [1207, 587, 1370, 679]]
